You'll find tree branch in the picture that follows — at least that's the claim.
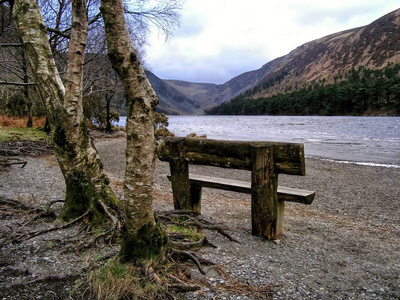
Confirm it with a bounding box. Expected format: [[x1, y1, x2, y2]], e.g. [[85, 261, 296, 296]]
[[46, 27, 71, 39], [0, 43, 23, 47], [0, 81, 36, 86]]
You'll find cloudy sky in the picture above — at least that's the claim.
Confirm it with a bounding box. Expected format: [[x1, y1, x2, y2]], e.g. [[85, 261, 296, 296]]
[[145, 1, 399, 84]]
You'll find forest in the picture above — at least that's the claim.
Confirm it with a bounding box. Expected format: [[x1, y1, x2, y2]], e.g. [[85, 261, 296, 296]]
[[206, 64, 400, 116]]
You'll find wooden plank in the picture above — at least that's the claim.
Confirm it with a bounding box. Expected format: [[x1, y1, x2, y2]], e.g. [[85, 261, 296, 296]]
[[189, 174, 251, 193], [277, 186, 315, 204], [158, 137, 306, 175], [188, 174, 315, 204]]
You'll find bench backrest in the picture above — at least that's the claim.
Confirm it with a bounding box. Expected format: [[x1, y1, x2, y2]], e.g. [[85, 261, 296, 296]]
[[158, 137, 306, 176]]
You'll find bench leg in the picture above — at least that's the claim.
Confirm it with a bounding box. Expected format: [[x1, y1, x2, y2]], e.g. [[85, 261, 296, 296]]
[[169, 139, 192, 210], [190, 184, 202, 214], [276, 201, 285, 236], [251, 145, 280, 240]]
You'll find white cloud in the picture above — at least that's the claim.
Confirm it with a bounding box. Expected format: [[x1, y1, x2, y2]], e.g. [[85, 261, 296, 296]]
[[145, 0, 400, 84]]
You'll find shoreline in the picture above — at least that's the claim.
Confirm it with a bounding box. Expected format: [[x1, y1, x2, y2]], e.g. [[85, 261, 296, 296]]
[[305, 156, 400, 169]]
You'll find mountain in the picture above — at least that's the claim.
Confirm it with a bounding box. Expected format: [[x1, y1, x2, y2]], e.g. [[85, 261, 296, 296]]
[[243, 8, 400, 100], [149, 8, 400, 115]]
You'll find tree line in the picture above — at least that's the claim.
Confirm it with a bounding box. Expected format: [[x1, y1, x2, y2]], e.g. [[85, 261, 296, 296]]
[[206, 64, 400, 116]]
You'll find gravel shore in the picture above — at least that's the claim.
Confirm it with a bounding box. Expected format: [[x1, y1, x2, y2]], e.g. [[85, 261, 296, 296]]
[[1, 136, 399, 299]]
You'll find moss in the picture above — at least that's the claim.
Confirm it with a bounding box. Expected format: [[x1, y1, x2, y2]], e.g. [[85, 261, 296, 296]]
[[0, 127, 47, 143], [60, 171, 102, 223], [120, 222, 167, 263], [99, 184, 120, 210]]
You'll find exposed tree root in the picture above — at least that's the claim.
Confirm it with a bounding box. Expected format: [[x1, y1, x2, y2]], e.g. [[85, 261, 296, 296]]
[[12, 208, 91, 242], [158, 210, 241, 244], [70, 200, 122, 251], [167, 273, 201, 292], [5, 265, 80, 288], [0, 196, 33, 211], [23, 199, 64, 226], [1, 197, 249, 299], [170, 236, 206, 250], [169, 249, 208, 275], [190, 219, 241, 244]]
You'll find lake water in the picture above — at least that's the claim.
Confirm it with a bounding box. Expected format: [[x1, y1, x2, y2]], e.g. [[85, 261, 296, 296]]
[[116, 115, 400, 168]]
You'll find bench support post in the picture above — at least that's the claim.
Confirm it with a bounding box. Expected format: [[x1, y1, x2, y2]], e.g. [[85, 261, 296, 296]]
[[190, 184, 202, 214], [169, 139, 192, 211], [251, 145, 282, 239]]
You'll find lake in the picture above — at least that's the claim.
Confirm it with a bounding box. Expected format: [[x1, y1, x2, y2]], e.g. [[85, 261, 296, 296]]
[[115, 115, 400, 168]]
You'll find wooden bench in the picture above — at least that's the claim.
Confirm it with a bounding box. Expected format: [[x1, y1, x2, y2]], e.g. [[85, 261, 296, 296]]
[[158, 137, 315, 240]]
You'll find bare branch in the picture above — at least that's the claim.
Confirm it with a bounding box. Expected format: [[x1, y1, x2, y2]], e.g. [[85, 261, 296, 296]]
[[46, 27, 70, 39], [0, 81, 36, 86], [0, 43, 23, 47]]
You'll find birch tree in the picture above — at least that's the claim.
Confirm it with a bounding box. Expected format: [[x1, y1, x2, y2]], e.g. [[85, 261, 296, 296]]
[[11, 0, 120, 222], [11, 0, 181, 263], [101, 0, 166, 262]]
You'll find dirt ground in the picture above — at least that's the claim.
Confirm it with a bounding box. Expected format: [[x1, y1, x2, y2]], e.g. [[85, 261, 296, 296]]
[[1, 135, 399, 299]]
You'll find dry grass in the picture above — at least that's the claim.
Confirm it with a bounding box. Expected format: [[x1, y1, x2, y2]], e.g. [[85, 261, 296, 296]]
[[0, 115, 48, 143], [87, 258, 172, 300], [0, 115, 46, 129]]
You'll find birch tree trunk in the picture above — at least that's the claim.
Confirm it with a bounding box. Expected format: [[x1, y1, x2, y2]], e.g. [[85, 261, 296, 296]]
[[12, 0, 120, 222], [100, 0, 166, 262]]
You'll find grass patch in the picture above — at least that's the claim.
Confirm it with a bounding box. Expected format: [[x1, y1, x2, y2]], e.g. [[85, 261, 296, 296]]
[[0, 115, 48, 143], [0, 127, 48, 143], [165, 224, 203, 242], [87, 259, 163, 300]]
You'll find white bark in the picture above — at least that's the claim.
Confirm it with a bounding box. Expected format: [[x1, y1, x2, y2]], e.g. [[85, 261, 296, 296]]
[[101, 0, 164, 261], [12, 0, 119, 221]]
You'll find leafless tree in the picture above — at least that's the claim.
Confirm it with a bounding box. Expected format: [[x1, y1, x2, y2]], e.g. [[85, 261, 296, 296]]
[[10, 0, 182, 258]]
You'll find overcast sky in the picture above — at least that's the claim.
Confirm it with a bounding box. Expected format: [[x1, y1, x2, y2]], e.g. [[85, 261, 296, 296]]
[[145, 1, 399, 84]]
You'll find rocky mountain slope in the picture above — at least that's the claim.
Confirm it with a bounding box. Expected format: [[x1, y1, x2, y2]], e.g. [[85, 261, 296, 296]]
[[150, 8, 400, 115]]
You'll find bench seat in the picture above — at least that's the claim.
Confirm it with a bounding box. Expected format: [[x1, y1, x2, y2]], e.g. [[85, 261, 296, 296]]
[[188, 174, 315, 205]]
